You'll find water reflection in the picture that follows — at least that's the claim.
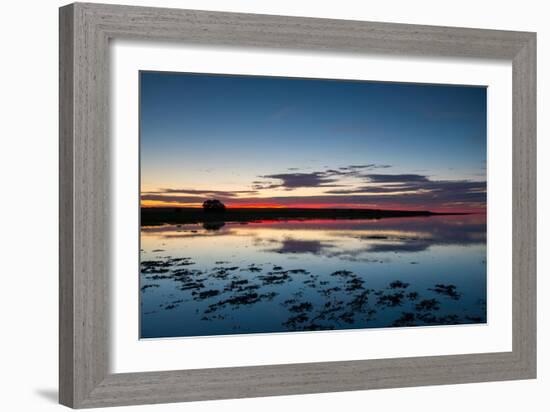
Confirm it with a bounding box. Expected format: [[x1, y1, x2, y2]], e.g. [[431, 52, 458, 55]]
[[140, 215, 486, 338]]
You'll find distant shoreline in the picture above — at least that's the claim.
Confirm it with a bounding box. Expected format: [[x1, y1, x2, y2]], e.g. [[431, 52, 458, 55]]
[[141, 207, 470, 226]]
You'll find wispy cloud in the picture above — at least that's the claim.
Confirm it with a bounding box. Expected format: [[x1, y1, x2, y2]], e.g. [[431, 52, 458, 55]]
[[365, 174, 429, 183], [144, 188, 258, 198], [254, 172, 342, 190], [325, 173, 486, 207], [142, 167, 486, 212], [253, 164, 394, 190], [340, 164, 392, 170]]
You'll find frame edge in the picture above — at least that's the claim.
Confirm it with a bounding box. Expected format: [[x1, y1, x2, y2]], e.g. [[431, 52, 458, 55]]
[[512, 32, 537, 379], [59, 3, 76, 408], [58, 2, 537, 408]]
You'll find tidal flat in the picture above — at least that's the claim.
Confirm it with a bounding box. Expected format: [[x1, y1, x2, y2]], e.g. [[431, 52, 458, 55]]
[[140, 214, 487, 338]]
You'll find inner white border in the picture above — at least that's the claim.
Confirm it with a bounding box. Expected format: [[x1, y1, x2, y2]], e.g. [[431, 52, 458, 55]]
[[110, 40, 512, 373]]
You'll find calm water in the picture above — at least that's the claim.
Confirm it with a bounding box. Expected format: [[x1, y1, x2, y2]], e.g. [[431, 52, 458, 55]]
[[140, 215, 486, 338]]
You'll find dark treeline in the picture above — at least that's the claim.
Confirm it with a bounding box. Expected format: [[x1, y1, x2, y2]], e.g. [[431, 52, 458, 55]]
[[141, 207, 467, 226]]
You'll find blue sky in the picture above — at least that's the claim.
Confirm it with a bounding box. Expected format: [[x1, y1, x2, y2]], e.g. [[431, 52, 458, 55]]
[[140, 71, 487, 211]]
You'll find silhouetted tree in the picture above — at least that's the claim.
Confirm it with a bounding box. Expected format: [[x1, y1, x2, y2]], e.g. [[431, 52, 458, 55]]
[[202, 199, 226, 211]]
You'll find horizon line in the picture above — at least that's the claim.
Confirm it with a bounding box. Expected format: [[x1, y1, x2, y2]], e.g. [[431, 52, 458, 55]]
[[140, 204, 485, 214]]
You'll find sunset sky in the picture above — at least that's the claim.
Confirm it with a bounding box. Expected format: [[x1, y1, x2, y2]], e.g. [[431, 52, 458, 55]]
[[140, 71, 487, 212]]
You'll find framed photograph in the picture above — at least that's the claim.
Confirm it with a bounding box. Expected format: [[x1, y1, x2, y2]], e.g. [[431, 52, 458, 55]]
[[59, 2, 536, 408]]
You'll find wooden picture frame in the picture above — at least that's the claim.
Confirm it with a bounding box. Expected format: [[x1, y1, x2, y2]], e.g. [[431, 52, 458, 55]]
[[59, 2, 536, 408]]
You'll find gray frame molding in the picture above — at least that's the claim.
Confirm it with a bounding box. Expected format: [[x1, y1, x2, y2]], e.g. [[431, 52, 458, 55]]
[[59, 2, 536, 408]]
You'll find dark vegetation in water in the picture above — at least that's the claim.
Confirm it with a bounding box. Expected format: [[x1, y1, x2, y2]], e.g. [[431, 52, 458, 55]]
[[140, 255, 486, 335], [140, 284, 159, 292], [429, 284, 461, 300], [389, 280, 410, 289], [377, 292, 406, 308], [415, 298, 441, 311], [392, 312, 416, 327], [192, 289, 221, 300], [258, 272, 291, 285], [141, 207, 466, 226]]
